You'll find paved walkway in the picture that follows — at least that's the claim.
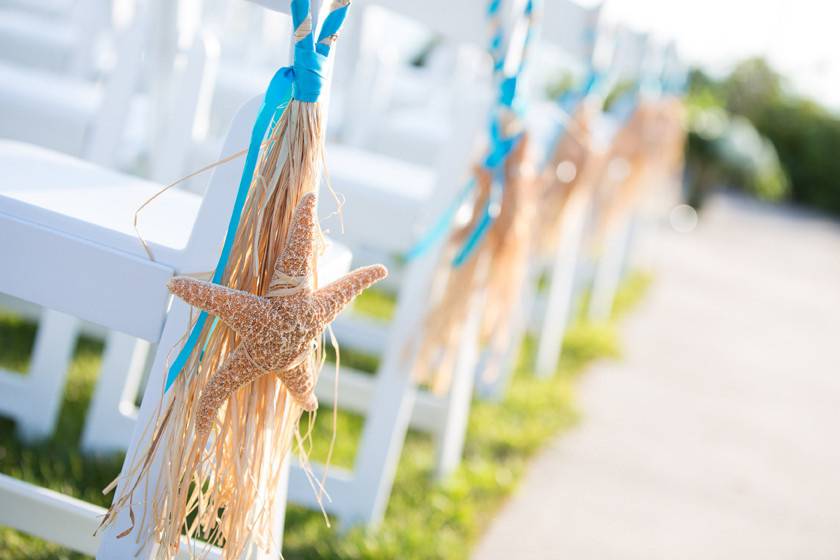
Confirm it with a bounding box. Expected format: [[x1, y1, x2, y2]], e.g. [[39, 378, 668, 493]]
[[474, 194, 840, 560]]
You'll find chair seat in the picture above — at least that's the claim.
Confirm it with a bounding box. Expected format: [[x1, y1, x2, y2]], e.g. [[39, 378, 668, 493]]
[[0, 141, 201, 268], [0, 140, 200, 268], [323, 143, 437, 253], [0, 140, 353, 337], [371, 108, 449, 166]]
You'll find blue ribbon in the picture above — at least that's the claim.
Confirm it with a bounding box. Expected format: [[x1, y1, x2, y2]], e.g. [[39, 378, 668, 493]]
[[405, 178, 476, 261], [403, 0, 538, 266], [452, 171, 503, 267]]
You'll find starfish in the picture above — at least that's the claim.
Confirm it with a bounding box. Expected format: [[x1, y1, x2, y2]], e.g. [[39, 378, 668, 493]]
[[168, 193, 387, 437]]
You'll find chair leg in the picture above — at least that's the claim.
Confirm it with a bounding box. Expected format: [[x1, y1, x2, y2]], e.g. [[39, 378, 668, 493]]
[[81, 331, 150, 455], [589, 216, 633, 322], [433, 320, 479, 480], [15, 309, 79, 442], [434, 267, 487, 479], [535, 201, 589, 378]]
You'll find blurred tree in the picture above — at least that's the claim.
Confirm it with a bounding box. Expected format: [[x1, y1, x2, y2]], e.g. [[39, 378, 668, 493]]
[[721, 58, 783, 122], [755, 99, 840, 214], [685, 57, 840, 216]]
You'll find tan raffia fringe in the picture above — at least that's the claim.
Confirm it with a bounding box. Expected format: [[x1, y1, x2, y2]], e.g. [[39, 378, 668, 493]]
[[592, 98, 687, 248], [412, 133, 540, 392], [100, 99, 331, 560]]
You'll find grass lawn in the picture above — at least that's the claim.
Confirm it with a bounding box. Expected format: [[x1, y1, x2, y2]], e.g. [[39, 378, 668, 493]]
[[0, 273, 650, 560]]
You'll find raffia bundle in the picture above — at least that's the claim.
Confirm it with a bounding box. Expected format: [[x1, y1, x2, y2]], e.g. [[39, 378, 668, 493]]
[[535, 102, 600, 257], [591, 101, 659, 245], [593, 97, 688, 245], [413, 133, 539, 391], [99, 2, 354, 558]]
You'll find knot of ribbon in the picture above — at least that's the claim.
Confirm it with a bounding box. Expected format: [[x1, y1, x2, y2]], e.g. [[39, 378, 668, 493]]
[[405, 0, 539, 267]]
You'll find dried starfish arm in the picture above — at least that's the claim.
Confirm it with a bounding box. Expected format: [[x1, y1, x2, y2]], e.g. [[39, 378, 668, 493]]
[[313, 265, 388, 323], [194, 346, 254, 437], [270, 193, 317, 289], [168, 277, 263, 333], [196, 347, 317, 438], [276, 360, 318, 411]]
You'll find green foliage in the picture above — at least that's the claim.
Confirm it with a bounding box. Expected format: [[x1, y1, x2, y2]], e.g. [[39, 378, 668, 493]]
[[351, 288, 396, 322], [685, 92, 789, 205], [544, 71, 576, 101], [720, 58, 783, 122], [686, 57, 840, 215], [0, 276, 650, 559], [752, 99, 840, 214], [603, 80, 636, 113]]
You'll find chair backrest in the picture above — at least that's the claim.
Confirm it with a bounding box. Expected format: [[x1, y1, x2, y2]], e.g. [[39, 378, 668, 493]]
[[68, 0, 112, 76], [363, 0, 505, 47], [241, 0, 292, 14], [177, 94, 263, 274], [541, 0, 603, 62], [84, 3, 147, 165], [607, 27, 649, 85]]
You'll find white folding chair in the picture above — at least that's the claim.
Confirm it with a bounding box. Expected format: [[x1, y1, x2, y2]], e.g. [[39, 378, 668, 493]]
[[503, 0, 608, 382], [0, 6, 225, 448], [0, 90, 352, 560], [527, 20, 655, 379], [0, 0, 108, 75], [587, 29, 656, 322]]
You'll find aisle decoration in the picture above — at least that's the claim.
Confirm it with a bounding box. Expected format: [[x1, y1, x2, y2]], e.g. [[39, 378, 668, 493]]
[[97, 2, 387, 558], [535, 66, 606, 257], [593, 79, 687, 245], [412, 0, 541, 390]]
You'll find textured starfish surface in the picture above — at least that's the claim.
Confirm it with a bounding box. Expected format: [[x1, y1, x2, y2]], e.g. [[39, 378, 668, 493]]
[[168, 193, 387, 437]]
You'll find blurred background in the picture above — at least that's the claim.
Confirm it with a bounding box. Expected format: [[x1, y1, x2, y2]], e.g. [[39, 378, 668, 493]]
[[0, 0, 838, 559]]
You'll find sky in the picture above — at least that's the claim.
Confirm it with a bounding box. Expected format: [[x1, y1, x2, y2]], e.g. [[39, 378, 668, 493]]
[[581, 0, 840, 110]]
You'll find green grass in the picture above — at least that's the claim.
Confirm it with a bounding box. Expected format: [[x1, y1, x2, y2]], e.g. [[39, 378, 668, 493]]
[[0, 274, 650, 559]]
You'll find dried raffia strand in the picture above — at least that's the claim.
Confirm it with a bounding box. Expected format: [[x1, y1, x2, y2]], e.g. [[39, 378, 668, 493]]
[[535, 103, 598, 256], [412, 134, 540, 391], [602, 97, 686, 244]]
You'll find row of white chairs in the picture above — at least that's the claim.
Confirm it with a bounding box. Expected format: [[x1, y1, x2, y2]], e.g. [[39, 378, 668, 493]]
[[0, 0, 682, 556]]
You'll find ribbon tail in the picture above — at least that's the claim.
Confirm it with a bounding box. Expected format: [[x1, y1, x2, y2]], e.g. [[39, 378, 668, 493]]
[[452, 203, 494, 268], [405, 178, 476, 261]]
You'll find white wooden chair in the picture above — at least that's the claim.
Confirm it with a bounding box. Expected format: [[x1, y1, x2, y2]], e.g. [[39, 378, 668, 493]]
[[122, 0, 494, 532], [529, 22, 656, 379], [0, 10, 224, 448], [0, 93, 352, 560], [0, 0, 107, 75], [522, 0, 609, 380], [69, 0, 487, 506], [587, 29, 656, 322], [0, 2, 147, 443]]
